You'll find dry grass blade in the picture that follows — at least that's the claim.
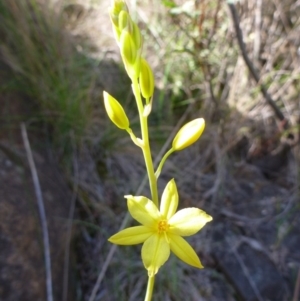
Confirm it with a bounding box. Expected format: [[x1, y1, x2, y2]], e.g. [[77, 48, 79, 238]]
[[293, 267, 300, 301], [62, 136, 79, 301], [21, 122, 53, 301]]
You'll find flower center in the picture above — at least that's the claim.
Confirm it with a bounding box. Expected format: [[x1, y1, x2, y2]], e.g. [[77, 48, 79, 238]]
[[158, 220, 169, 234]]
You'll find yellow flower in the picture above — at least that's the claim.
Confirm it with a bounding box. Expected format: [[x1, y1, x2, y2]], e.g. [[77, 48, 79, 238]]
[[108, 179, 212, 277]]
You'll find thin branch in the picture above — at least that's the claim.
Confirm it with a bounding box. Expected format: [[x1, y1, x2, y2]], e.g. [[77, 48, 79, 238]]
[[253, 0, 262, 60], [207, 0, 222, 46], [21, 123, 53, 301], [228, 3, 286, 124]]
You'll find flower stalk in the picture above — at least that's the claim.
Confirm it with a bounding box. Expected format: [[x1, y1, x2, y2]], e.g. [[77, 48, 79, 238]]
[[132, 77, 158, 206], [145, 276, 155, 301], [103, 1, 212, 300]]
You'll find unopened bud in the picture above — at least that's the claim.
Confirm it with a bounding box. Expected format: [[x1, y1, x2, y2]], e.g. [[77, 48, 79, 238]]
[[132, 22, 142, 50], [172, 118, 205, 151], [103, 91, 130, 130], [118, 10, 133, 32], [109, 0, 129, 42], [120, 30, 137, 67], [110, 1, 128, 25], [111, 1, 128, 16], [139, 58, 154, 99]]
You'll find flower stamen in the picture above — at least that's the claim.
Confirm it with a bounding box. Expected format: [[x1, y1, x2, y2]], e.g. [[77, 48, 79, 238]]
[[158, 220, 169, 234]]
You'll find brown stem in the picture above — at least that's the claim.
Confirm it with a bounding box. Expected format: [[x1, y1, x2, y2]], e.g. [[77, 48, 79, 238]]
[[228, 3, 286, 125]]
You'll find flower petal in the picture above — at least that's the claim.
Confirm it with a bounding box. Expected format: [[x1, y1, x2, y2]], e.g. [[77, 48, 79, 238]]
[[125, 195, 160, 227], [169, 208, 212, 236], [169, 234, 203, 268], [160, 179, 178, 219], [142, 234, 170, 277], [108, 226, 153, 245]]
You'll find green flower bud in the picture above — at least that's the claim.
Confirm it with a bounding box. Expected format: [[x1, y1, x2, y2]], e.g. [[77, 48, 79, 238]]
[[109, 9, 119, 28], [132, 22, 142, 50], [103, 91, 130, 130], [139, 58, 154, 99], [172, 118, 205, 151], [109, 0, 129, 42], [119, 30, 142, 79], [120, 30, 137, 67], [110, 0, 128, 20], [109, 1, 128, 26], [133, 50, 141, 79], [118, 10, 133, 32]]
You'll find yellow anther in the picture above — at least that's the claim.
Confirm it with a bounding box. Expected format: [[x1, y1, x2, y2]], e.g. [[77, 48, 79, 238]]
[[158, 220, 169, 233]]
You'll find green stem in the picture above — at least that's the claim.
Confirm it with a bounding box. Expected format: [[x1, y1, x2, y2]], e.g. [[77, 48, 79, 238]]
[[144, 276, 155, 301], [155, 148, 174, 179], [132, 77, 158, 207], [126, 128, 143, 147]]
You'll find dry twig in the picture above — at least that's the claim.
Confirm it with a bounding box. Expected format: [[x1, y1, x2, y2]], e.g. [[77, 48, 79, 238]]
[[228, 3, 286, 124], [293, 267, 300, 301], [21, 123, 53, 301], [227, 237, 264, 301]]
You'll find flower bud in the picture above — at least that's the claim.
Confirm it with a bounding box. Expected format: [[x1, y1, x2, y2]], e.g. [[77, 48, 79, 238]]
[[132, 22, 142, 50], [172, 118, 205, 151], [110, 0, 128, 20], [103, 91, 130, 130], [118, 10, 133, 32], [134, 49, 142, 77], [139, 58, 154, 99], [120, 30, 137, 67], [109, 0, 129, 42]]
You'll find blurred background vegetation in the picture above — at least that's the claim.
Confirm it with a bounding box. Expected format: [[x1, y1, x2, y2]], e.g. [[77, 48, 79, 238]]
[[0, 0, 299, 301]]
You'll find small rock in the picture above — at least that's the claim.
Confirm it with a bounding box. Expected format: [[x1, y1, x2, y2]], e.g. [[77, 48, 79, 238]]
[[213, 241, 289, 301]]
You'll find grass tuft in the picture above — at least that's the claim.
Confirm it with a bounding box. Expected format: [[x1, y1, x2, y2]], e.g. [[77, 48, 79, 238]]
[[0, 0, 93, 149]]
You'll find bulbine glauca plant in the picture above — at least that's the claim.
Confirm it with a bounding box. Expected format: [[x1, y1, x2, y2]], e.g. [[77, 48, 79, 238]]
[[103, 1, 213, 300]]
